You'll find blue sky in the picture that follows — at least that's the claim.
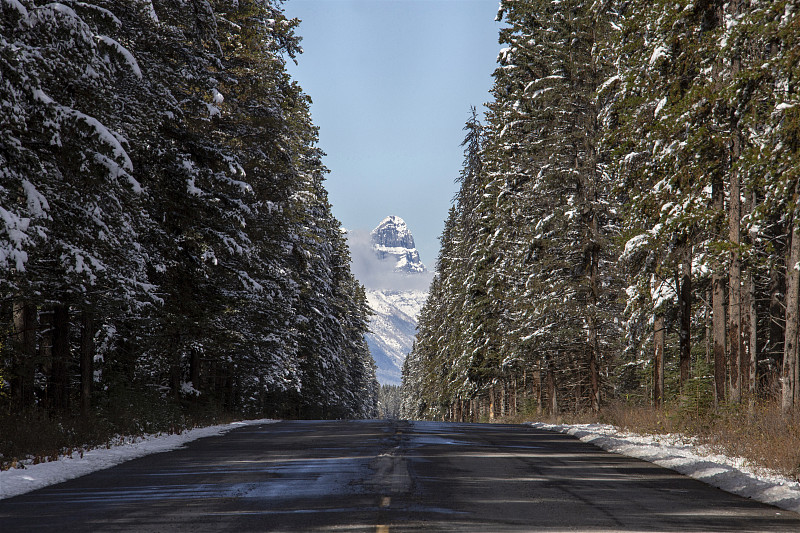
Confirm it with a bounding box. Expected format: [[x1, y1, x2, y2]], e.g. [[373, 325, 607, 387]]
[[284, 0, 503, 269]]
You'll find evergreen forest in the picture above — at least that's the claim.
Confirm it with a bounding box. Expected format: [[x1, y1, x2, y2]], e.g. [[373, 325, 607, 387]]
[[402, 0, 800, 421], [0, 0, 378, 438]]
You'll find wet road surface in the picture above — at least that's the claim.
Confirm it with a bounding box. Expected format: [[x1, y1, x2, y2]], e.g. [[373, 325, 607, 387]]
[[2, 420, 799, 531]]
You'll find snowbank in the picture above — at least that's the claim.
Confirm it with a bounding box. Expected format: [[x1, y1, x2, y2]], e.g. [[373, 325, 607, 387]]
[[0, 419, 276, 500], [528, 422, 800, 514]]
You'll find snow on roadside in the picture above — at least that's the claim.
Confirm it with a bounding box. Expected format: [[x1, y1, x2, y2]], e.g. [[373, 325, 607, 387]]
[[0, 419, 277, 500], [528, 422, 800, 514]]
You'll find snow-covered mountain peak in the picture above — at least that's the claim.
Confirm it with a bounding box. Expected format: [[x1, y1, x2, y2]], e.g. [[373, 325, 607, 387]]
[[371, 215, 414, 248], [370, 215, 427, 274]]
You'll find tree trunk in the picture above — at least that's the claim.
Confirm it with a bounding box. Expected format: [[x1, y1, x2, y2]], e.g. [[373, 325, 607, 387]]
[[705, 289, 712, 364], [40, 308, 53, 406], [769, 266, 786, 367], [742, 189, 756, 403], [510, 379, 517, 417], [12, 300, 37, 410], [713, 178, 728, 408], [654, 313, 665, 408], [80, 312, 94, 416], [577, 35, 602, 414], [588, 213, 601, 413], [679, 243, 692, 388], [190, 347, 201, 394], [742, 271, 757, 409], [713, 272, 727, 408], [546, 364, 557, 415], [729, 165, 742, 403], [488, 386, 495, 422], [747, 270, 758, 398], [49, 304, 70, 413], [170, 334, 182, 400], [500, 381, 507, 417], [782, 219, 800, 411], [588, 308, 600, 413]]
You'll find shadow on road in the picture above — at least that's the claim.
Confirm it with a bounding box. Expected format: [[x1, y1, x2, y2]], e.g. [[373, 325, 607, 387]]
[[1, 420, 798, 532]]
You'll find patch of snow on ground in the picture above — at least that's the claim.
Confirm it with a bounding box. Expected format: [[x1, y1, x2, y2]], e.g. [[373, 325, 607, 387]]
[[528, 422, 800, 514], [0, 419, 276, 500]]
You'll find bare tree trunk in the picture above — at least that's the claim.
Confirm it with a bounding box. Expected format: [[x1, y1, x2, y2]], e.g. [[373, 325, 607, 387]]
[[713, 273, 728, 408], [588, 314, 600, 413], [513, 379, 518, 416], [769, 266, 786, 368], [48, 304, 70, 413], [742, 275, 752, 398], [679, 243, 692, 388], [80, 312, 94, 416], [12, 300, 37, 410], [170, 334, 182, 400], [726, 0, 746, 404], [729, 166, 742, 403], [190, 347, 201, 394], [500, 381, 507, 417], [713, 178, 728, 408], [546, 364, 557, 415], [748, 271, 758, 399], [577, 39, 602, 414], [742, 189, 757, 404], [534, 368, 542, 415], [588, 224, 601, 413], [705, 289, 712, 364], [488, 386, 495, 422], [39, 308, 53, 407], [654, 313, 665, 408], [782, 218, 800, 411]]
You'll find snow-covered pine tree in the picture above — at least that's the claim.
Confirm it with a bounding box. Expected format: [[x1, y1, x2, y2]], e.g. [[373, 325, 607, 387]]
[[1, 0, 160, 412], [203, 0, 305, 413], [738, 0, 800, 409], [486, 0, 619, 413], [1, 0, 378, 422], [607, 0, 733, 407], [402, 108, 486, 420], [404, 0, 800, 420]]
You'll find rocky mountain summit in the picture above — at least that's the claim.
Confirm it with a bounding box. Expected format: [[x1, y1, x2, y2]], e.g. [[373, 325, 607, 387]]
[[370, 215, 427, 274]]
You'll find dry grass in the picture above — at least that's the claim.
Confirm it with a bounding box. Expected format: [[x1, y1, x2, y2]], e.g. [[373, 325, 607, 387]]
[[516, 400, 800, 480], [0, 400, 237, 471]]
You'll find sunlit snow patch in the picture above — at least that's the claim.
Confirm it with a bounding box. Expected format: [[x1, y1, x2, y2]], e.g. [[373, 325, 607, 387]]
[[0, 419, 277, 500], [528, 422, 800, 514]]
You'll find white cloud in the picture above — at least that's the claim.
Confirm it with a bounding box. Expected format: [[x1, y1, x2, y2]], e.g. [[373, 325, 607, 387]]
[[346, 229, 433, 291]]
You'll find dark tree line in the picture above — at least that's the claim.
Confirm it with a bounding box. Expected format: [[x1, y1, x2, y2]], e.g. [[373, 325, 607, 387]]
[[0, 0, 377, 422], [402, 0, 800, 420]]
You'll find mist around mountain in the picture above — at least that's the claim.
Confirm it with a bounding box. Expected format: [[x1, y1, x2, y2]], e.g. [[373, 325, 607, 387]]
[[346, 216, 432, 385], [347, 222, 433, 292]]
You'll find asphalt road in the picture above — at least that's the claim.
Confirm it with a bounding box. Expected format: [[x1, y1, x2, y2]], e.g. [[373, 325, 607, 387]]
[[1, 420, 799, 532]]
